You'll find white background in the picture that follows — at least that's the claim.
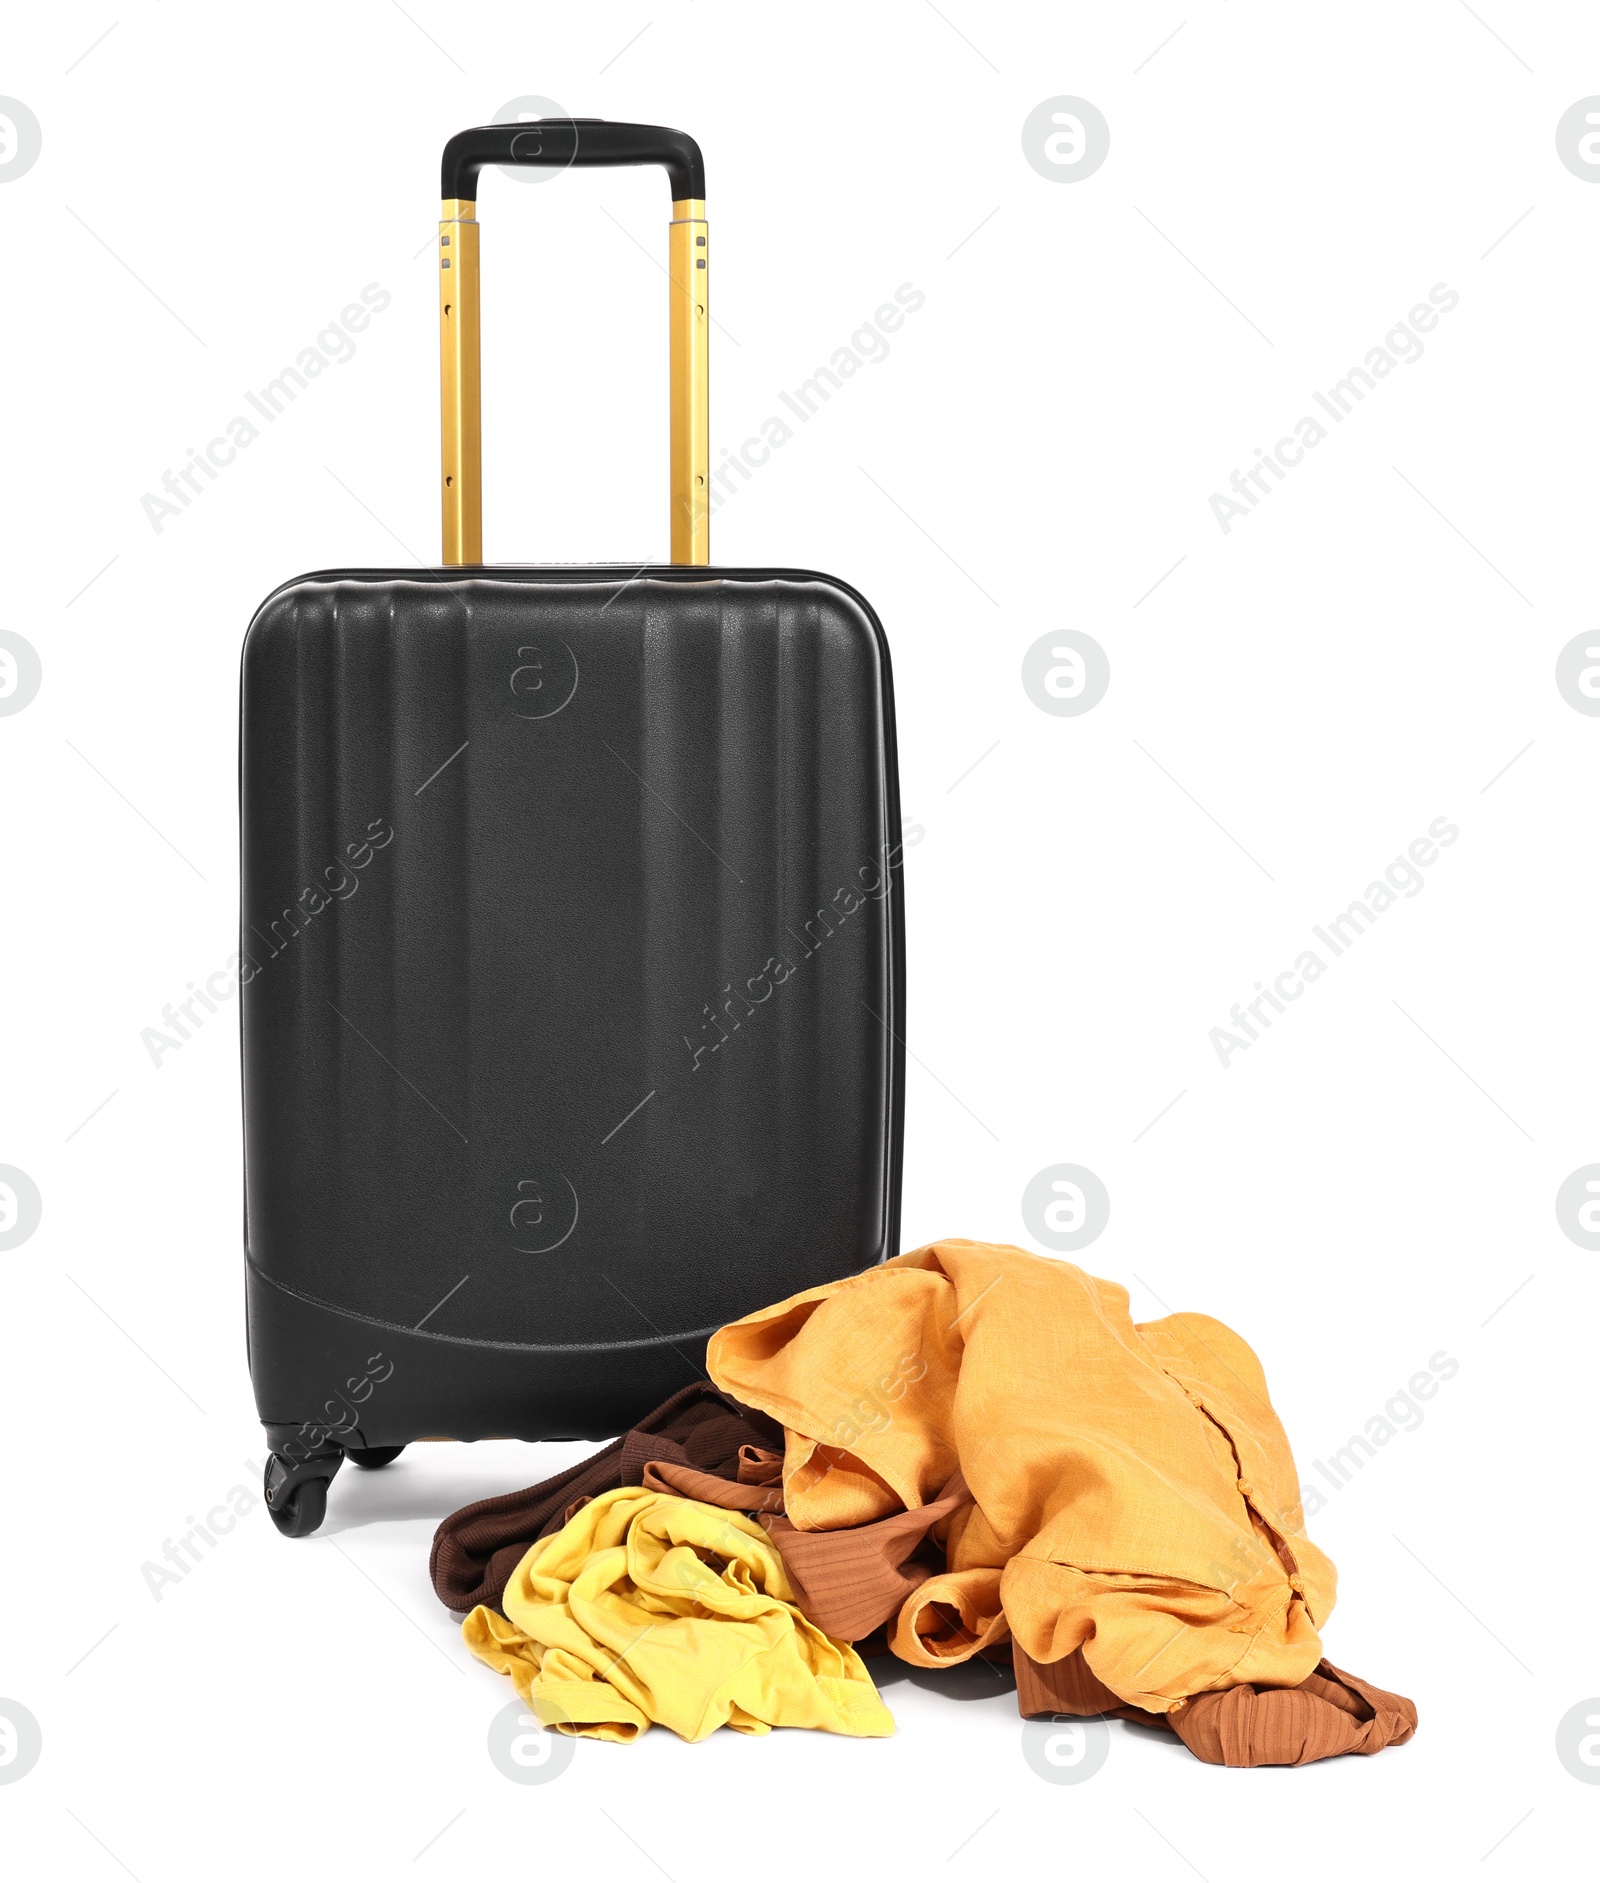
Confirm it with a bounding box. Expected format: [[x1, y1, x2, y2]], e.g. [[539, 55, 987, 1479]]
[[2, 2, 1596, 1875]]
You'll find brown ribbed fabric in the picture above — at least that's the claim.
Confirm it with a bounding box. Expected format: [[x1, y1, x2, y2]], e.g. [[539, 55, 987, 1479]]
[[639, 1460, 969, 1641], [428, 1384, 782, 1615], [764, 1474, 971, 1642], [1013, 1643, 1130, 1721], [640, 1458, 784, 1513], [1171, 1662, 1418, 1765], [736, 1445, 785, 1486], [1015, 1644, 1417, 1767]]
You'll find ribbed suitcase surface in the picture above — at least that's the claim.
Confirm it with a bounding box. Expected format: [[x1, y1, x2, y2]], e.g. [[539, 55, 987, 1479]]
[[241, 566, 903, 1440]]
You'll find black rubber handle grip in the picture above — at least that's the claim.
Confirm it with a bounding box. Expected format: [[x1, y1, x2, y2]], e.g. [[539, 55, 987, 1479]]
[[441, 118, 705, 201]]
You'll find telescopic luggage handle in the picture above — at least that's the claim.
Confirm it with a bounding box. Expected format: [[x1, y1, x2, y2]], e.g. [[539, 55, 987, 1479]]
[[437, 119, 710, 567]]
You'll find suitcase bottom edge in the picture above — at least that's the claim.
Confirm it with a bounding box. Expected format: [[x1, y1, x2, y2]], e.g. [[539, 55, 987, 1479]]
[[245, 1256, 708, 1448]]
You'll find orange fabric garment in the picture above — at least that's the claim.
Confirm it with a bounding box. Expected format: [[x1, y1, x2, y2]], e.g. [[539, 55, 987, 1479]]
[[707, 1240, 1338, 1715]]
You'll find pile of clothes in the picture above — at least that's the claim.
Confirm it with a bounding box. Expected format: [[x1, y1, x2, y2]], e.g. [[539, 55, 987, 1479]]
[[430, 1241, 1417, 1767]]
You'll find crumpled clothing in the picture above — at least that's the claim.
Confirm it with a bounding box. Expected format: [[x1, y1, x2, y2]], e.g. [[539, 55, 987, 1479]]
[[644, 1456, 971, 1642], [707, 1239, 1344, 1715], [431, 1383, 782, 1614], [1015, 1644, 1418, 1766], [428, 1367, 955, 1644], [461, 1485, 895, 1743]]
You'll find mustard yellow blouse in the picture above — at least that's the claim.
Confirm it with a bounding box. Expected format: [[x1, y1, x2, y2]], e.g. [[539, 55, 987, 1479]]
[[708, 1240, 1337, 1716]]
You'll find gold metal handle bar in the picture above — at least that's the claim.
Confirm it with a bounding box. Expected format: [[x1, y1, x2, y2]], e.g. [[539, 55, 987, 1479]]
[[668, 199, 709, 566], [438, 199, 481, 565], [438, 195, 710, 568]]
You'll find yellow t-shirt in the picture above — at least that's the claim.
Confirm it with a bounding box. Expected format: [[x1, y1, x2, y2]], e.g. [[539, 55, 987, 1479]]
[[462, 1484, 894, 1742]]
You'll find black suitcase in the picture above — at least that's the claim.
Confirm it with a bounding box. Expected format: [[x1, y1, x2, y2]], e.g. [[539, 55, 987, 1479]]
[[240, 121, 904, 1536]]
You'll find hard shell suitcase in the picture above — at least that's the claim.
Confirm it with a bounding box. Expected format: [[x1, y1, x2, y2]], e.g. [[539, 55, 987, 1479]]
[[240, 121, 905, 1536]]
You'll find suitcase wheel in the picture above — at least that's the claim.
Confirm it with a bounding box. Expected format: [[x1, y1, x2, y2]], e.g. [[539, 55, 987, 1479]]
[[263, 1450, 341, 1538], [265, 1469, 327, 1538], [345, 1444, 406, 1470]]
